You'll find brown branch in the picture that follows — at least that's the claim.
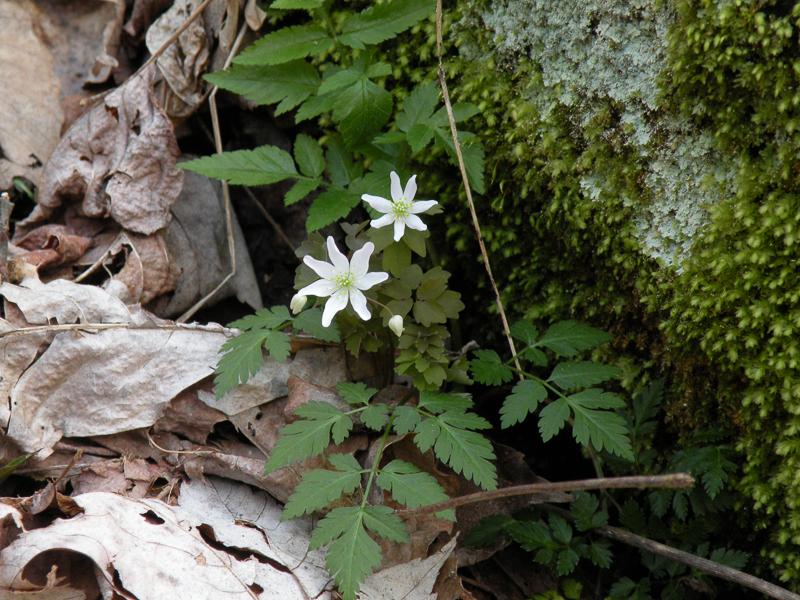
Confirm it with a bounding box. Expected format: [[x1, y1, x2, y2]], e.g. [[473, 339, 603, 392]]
[[0, 192, 13, 278], [395, 473, 694, 518], [539, 503, 800, 600]]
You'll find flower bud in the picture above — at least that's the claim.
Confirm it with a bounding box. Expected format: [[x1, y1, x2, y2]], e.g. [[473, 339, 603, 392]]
[[290, 294, 308, 314], [388, 315, 404, 337]]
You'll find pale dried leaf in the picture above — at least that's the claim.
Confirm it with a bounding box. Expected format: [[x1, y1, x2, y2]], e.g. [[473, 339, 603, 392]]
[[85, 0, 126, 85]]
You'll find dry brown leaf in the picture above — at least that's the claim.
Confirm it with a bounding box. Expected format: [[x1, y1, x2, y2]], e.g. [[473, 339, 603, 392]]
[[85, 0, 127, 86], [9, 225, 93, 271], [0, 1, 64, 190], [15, 66, 184, 239], [124, 0, 175, 39], [153, 385, 227, 444]]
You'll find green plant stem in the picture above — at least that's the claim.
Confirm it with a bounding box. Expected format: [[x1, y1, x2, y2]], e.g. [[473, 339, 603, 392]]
[[360, 412, 398, 509]]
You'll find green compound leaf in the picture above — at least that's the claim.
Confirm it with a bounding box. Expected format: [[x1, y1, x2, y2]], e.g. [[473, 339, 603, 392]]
[[339, 0, 434, 49], [234, 24, 332, 66], [587, 538, 614, 569], [284, 177, 322, 206], [377, 460, 455, 520], [361, 404, 390, 430], [396, 83, 439, 133], [566, 389, 632, 460], [182, 146, 297, 186], [500, 380, 548, 428], [336, 382, 378, 405], [432, 128, 485, 194], [539, 397, 571, 442], [214, 329, 290, 398], [392, 406, 420, 435], [294, 307, 341, 342], [204, 61, 319, 115], [264, 402, 353, 472], [418, 390, 473, 414], [333, 78, 393, 149], [306, 186, 362, 231], [509, 320, 547, 365], [463, 514, 515, 547], [228, 305, 292, 331], [362, 506, 409, 543], [282, 463, 362, 519], [535, 320, 612, 357], [470, 349, 514, 385], [547, 361, 622, 390], [271, 0, 322, 8], [294, 133, 325, 178], [414, 411, 497, 490], [570, 492, 609, 531]]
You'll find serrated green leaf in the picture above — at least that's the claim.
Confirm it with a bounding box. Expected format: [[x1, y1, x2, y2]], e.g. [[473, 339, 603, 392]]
[[436, 290, 464, 319], [228, 305, 292, 331], [556, 548, 581, 576], [396, 84, 439, 132], [333, 79, 393, 149], [536, 320, 612, 357], [463, 514, 515, 547], [306, 186, 362, 231], [318, 69, 363, 95], [392, 406, 421, 435], [587, 538, 613, 569], [701, 447, 735, 498], [361, 404, 390, 430], [547, 361, 621, 390], [264, 403, 352, 472], [619, 499, 648, 534], [418, 390, 473, 414], [234, 24, 332, 66], [336, 382, 378, 406], [294, 134, 325, 178], [571, 493, 608, 531], [567, 390, 633, 460], [407, 123, 435, 152], [430, 103, 481, 125], [214, 329, 290, 398], [377, 460, 453, 519], [673, 491, 688, 520], [709, 547, 749, 570], [270, 0, 322, 8], [205, 61, 319, 114], [539, 397, 571, 442], [296, 91, 339, 122], [282, 467, 362, 519], [182, 146, 297, 186], [416, 269, 447, 300], [284, 178, 322, 205], [431, 128, 485, 194], [470, 350, 513, 385], [510, 320, 537, 344], [339, 0, 434, 49], [548, 514, 573, 544], [293, 307, 341, 342], [506, 520, 552, 550], [326, 136, 362, 186], [416, 411, 497, 489], [362, 506, 410, 543], [500, 380, 547, 428]]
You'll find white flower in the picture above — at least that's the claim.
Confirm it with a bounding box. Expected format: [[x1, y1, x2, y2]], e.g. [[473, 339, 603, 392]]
[[388, 315, 404, 337], [290, 294, 307, 314], [297, 236, 388, 327], [361, 172, 438, 241]]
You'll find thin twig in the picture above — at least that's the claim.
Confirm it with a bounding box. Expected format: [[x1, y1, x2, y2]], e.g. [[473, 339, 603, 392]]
[[434, 0, 522, 377], [539, 503, 800, 600], [177, 21, 250, 323], [81, 0, 215, 107], [0, 321, 231, 339], [395, 473, 694, 518], [0, 192, 13, 270], [74, 231, 124, 282], [241, 186, 299, 257]]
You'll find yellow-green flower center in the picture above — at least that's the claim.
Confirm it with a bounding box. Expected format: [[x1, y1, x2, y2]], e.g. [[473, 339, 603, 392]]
[[333, 270, 355, 291], [392, 198, 411, 220]]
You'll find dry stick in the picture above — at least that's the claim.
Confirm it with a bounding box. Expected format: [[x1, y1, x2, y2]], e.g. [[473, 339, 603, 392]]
[[434, 0, 522, 377], [0, 321, 230, 340], [0, 192, 13, 266], [395, 473, 694, 518], [177, 22, 250, 323], [74, 231, 124, 282], [538, 503, 800, 600]]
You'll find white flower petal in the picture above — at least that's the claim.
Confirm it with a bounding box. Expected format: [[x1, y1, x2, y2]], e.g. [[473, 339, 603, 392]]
[[410, 200, 438, 214], [349, 289, 371, 321], [356, 271, 388, 290], [322, 293, 348, 326], [297, 279, 337, 297], [393, 220, 406, 241], [405, 214, 427, 232], [303, 256, 336, 280], [362, 194, 393, 213], [388, 315, 404, 337], [390, 171, 403, 201], [350, 242, 375, 278], [326, 236, 350, 272], [290, 294, 308, 314], [371, 214, 394, 229], [404, 174, 417, 201]]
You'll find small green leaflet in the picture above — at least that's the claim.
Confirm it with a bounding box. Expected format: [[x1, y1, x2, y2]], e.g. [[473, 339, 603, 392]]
[[282, 456, 362, 519], [396, 84, 439, 134], [294, 134, 325, 178], [418, 390, 473, 414], [361, 404, 389, 430], [333, 78, 393, 149], [509, 320, 546, 365], [431, 128, 485, 194], [264, 402, 354, 472], [539, 389, 633, 460], [294, 308, 341, 342], [377, 460, 455, 520], [339, 0, 434, 49], [470, 350, 513, 385], [414, 411, 497, 489], [336, 381, 378, 405], [284, 178, 322, 206], [270, 0, 322, 8], [535, 320, 612, 357], [228, 305, 292, 332], [234, 24, 332, 66], [546, 361, 621, 390], [0, 454, 30, 486], [214, 329, 290, 398], [306, 186, 362, 231], [570, 492, 609, 531], [462, 514, 515, 547], [500, 380, 548, 428], [182, 146, 297, 186], [392, 406, 420, 435], [204, 61, 319, 115]]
